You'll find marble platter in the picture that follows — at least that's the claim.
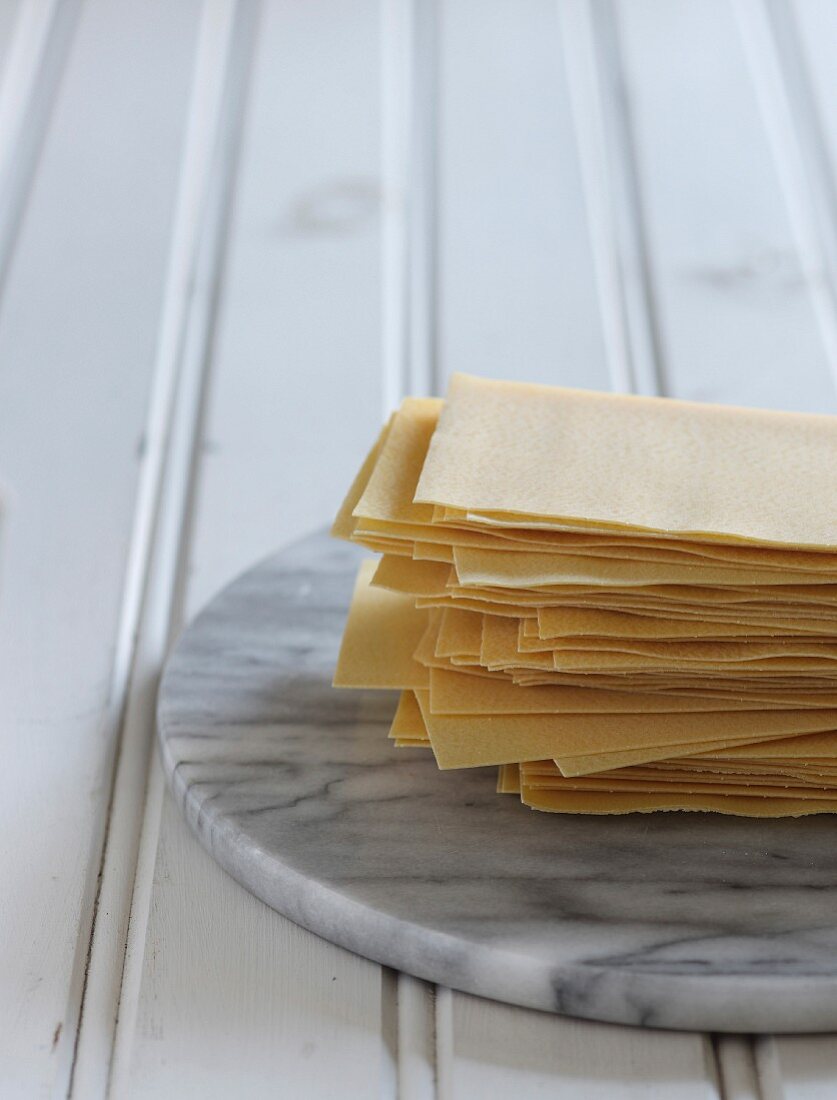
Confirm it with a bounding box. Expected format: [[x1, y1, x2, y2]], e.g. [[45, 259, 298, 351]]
[[158, 530, 837, 1032]]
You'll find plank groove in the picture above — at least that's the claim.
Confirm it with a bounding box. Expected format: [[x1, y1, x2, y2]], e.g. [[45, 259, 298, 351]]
[[713, 1036, 760, 1100], [396, 974, 437, 1100], [380, 0, 439, 408]]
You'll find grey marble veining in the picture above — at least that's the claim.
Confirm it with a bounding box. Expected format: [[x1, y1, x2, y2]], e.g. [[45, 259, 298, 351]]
[[158, 530, 837, 1032]]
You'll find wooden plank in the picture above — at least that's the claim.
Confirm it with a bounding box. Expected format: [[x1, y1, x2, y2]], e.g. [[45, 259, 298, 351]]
[[446, 996, 719, 1099], [435, 0, 610, 391], [759, 1034, 837, 1099], [615, 0, 836, 412], [120, 786, 389, 1099], [0, 0, 82, 292], [0, 0, 202, 1094], [0, 0, 25, 75], [114, 1, 391, 1096], [790, 0, 837, 188]]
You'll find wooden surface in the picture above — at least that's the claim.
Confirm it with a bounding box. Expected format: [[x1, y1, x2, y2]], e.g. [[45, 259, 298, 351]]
[[2, 0, 837, 1095]]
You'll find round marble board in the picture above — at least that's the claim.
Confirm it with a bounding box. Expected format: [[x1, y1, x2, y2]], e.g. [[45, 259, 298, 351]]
[[158, 530, 837, 1033]]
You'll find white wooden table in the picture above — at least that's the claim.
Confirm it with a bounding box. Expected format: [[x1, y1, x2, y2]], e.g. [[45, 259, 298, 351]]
[[3, 0, 837, 1095]]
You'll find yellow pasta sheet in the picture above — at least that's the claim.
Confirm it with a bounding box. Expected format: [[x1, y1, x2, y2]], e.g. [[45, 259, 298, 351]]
[[478, 614, 837, 675], [333, 390, 837, 814], [528, 758, 837, 784], [352, 397, 443, 524], [534, 606, 837, 640], [415, 692, 837, 769], [342, 396, 837, 570], [551, 735, 803, 776], [333, 561, 429, 690], [389, 690, 427, 740], [427, 667, 837, 715], [331, 416, 394, 540], [497, 763, 521, 794], [519, 785, 837, 816], [372, 555, 452, 597], [415, 374, 837, 549], [453, 546, 829, 590], [387, 688, 836, 778], [560, 729, 837, 779], [519, 768, 837, 800], [519, 628, 837, 661]]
